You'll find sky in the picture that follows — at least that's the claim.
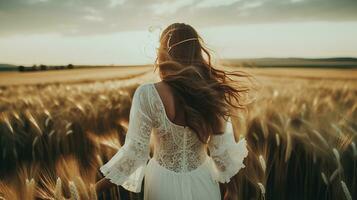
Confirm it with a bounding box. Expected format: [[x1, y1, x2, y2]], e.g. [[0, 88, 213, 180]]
[[0, 0, 357, 65]]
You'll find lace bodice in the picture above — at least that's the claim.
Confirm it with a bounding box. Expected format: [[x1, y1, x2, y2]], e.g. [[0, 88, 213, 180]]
[[150, 83, 208, 172], [100, 83, 248, 193]]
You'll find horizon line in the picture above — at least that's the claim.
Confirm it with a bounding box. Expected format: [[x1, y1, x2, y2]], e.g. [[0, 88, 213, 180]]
[[2, 56, 357, 67]]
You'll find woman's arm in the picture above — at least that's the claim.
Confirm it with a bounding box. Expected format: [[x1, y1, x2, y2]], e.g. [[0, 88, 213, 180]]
[[97, 84, 154, 193], [208, 117, 248, 183]]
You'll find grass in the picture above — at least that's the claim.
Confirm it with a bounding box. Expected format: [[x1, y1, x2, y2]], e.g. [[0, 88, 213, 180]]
[[0, 66, 356, 200]]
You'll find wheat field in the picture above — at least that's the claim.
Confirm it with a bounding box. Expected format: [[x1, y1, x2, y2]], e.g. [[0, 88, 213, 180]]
[[0, 66, 356, 200]]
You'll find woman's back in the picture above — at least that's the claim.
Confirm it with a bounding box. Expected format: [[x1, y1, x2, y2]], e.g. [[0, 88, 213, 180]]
[[151, 82, 208, 172], [153, 81, 186, 127]]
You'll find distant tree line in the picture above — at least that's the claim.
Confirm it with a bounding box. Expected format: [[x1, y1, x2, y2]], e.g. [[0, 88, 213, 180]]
[[18, 64, 74, 72]]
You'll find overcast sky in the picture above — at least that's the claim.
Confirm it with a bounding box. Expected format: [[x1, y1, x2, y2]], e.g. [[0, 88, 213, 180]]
[[0, 0, 357, 65]]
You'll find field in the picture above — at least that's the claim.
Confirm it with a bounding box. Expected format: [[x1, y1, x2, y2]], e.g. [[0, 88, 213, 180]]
[[0, 66, 356, 200]]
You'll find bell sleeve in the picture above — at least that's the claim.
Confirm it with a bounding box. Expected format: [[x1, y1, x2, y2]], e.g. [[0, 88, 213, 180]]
[[208, 117, 249, 183], [100, 84, 153, 193]]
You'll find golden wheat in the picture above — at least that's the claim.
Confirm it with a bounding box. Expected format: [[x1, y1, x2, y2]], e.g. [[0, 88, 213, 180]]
[[0, 68, 356, 199]]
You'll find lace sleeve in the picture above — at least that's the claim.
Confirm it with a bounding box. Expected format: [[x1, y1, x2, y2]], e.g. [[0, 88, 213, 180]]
[[100, 84, 153, 193], [208, 117, 248, 183]]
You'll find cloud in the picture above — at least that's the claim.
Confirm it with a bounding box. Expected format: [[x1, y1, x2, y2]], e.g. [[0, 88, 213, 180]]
[[83, 15, 104, 22], [291, 0, 304, 3], [27, 0, 50, 4], [240, 1, 264, 9], [0, 0, 356, 37], [83, 6, 100, 15], [150, 0, 194, 15], [109, 0, 127, 8], [196, 0, 241, 8]]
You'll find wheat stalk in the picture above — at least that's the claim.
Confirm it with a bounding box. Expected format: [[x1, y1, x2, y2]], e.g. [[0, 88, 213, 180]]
[[54, 177, 63, 200], [332, 148, 341, 169], [25, 178, 35, 200], [66, 130, 73, 135], [1, 113, 14, 134], [285, 131, 292, 162], [329, 167, 341, 182], [257, 182, 266, 200], [69, 181, 80, 200], [32, 136, 39, 160], [321, 172, 328, 185], [341, 181, 352, 200], [331, 124, 343, 137], [259, 155, 266, 173], [66, 122, 72, 130], [312, 130, 329, 149], [351, 142, 357, 157], [275, 133, 280, 147]]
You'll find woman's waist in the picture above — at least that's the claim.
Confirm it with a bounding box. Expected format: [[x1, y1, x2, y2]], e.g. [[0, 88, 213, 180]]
[[151, 151, 210, 174]]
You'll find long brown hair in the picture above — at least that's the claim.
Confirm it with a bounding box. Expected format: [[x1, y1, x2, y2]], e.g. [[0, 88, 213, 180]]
[[154, 23, 251, 143]]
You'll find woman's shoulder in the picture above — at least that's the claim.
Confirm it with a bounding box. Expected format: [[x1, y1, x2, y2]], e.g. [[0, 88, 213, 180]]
[[136, 81, 167, 93], [133, 82, 156, 100], [135, 82, 154, 93]]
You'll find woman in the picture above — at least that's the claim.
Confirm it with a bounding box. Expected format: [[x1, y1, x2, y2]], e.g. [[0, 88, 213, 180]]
[[96, 23, 249, 200]]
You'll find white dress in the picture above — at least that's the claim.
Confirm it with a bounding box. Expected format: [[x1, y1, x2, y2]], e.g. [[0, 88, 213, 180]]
[[100, 82, 249, 200]]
